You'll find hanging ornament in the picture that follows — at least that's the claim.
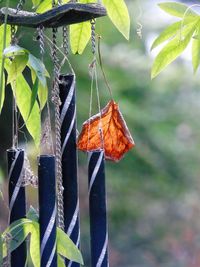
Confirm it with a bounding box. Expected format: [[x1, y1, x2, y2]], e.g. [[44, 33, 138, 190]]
[[77, 100, 135, 162]]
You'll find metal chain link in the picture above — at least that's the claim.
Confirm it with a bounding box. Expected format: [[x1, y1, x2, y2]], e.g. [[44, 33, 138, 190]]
[[52, 0, 56, 7], [37, 25, 45, 59], [91, 19, 96, 56], [16, 0, 25, 12], [51, 27, 65, 231], [10, 25, 16, 45], [63, 25, 69, 56]]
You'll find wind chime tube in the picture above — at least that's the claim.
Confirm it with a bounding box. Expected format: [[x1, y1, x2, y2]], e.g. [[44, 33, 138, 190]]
[[59, 74, 80, 267], [88, 150, 109, 267], [7, 148, 27, 267], [38, 155, 57, 267]]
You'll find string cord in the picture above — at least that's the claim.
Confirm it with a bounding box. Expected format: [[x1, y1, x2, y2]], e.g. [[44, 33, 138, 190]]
[[97, 35, 113, 99], [87, 20, 104, 151], [37, 25, 54, 155], [11, 26, 19, 149]]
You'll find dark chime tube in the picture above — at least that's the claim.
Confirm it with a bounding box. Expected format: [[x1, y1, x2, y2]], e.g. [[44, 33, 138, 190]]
[[38, 155, 57, 267], [88, 150, 109, 267], [59, 74, 80, 267], [7, 148, 27, 267]]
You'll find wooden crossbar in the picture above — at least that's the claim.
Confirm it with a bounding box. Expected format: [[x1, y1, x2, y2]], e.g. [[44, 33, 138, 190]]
[[0, 3, 106, 28]]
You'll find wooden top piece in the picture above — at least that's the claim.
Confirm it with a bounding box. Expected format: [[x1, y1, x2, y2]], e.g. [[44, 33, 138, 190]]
[[0, 3, 107, 28]]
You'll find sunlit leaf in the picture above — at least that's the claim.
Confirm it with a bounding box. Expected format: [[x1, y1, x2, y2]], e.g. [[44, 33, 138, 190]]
[[3, 45, 27, 57], [58, 255, 66, 267], [3, 219, 33, 258], [70, 21, 91, 54], [0, 234, 3, 267], [7, 54, 28, 84], [57, 228, 83, 264], [158, 2, 198, 18], [0, 69, 5, 113], [151, 20, 198, 50], [102, 0, 130, 39], [32, 0, 41, 8], [37, 0, 70, 13], [78, 100, 135, 161], [30, 222, 40, 267], [11, 74, 41, 147], [151, 22, 197, 78], [0, 24, 11, 114], [192, 25, 200, 73]]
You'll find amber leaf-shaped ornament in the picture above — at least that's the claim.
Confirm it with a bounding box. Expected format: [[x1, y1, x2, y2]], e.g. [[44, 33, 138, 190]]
[[77, 100, 135, 161]]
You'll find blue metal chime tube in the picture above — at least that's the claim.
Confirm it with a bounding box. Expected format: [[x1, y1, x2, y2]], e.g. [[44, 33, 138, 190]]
[[88, 150, 109, 267], [59, 74, 80, 267], [38, 155, 57, 267], [7, 148, 27, 267]]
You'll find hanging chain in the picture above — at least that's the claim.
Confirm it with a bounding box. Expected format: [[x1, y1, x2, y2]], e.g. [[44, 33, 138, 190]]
[[10, 25, 16, 45], [51, 0, 65, 230], [16, 0, 25, 12], [63, 25, 69, 56], [91, 19, 96, 56], [51, 27, 65, 231], [37, 25, 45, 59]]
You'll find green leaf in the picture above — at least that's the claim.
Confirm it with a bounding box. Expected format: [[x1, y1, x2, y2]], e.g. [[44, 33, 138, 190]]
[[158, 2, 198, 18], [38, 81, 48, 110], [27, 206, 39, 222], [0, 24, 11, 53], [0, 70, 5, 113], [37, 0, 70, 13], [70, 21, 91, 54], [30, 222, 40, 267], [0, 234, 3, 267], [151, 20, 197, 50], [7, 54, 28, 84], [102, 0, 130, 39], [11, 74, 41, 147], [3, 45, 27, 57], [3, 219, 33, 258], [31, 68, 48, 110], [28, 77, 39, 120], [36, 0, 53, 13], [57, 228, 83, 264], [0, 24, 11, 114], [151, 22, 197, 78], [32, 0, 41, 8], [192, 25, 200, 72], [28, 54, 49, 87], [58, 255, 66, 267]]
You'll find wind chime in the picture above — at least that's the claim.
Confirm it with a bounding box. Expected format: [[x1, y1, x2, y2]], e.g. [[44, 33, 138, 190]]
[[1, 0, 135, 266]]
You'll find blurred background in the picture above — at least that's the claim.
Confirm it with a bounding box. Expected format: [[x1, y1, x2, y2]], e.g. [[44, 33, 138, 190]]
[[1, 0, 200, 266]]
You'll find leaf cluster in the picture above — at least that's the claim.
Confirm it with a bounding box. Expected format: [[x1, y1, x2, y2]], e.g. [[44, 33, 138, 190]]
[[0, 207, 83, 267], [151, 2, 200, 78], [0, 26, 49, 147]]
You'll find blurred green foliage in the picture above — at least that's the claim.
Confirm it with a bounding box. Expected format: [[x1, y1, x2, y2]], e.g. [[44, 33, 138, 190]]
[[1, 0, 200, 266]]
